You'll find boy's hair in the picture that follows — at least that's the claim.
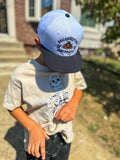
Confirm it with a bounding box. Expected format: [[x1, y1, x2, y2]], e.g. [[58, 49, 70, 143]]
[[37, 9, 84, 73]]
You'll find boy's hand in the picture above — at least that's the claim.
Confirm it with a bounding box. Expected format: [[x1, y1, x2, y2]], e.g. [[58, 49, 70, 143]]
[[54, 100, 77, 122], [54, 89, 83, 122], [9, 107, 50, 160], [28, 124, 50, 159]]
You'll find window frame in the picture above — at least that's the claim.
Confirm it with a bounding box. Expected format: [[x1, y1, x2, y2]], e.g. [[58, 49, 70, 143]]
[[25, 0, 61, 22]]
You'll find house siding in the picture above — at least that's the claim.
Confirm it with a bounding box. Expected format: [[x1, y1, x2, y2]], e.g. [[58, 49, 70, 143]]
[[15, 0, 37, 46], [60, 0, 71, 12]]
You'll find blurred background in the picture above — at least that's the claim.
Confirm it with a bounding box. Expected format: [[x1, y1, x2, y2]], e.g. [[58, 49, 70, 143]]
[[0, 0, 120, 160]]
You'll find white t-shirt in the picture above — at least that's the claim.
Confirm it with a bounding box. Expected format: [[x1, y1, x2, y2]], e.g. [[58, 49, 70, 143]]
[[3, 59, 87, 151]]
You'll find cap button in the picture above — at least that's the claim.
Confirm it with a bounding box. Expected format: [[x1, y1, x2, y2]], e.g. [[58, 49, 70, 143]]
[[65, 13, 70, 18]]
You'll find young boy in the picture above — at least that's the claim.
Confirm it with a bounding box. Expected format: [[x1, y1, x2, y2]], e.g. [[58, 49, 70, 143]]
[[3, 9, 87, 160]]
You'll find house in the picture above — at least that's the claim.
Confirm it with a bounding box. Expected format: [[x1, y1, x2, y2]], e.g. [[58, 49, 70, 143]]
[[0, 0, 104, 54]]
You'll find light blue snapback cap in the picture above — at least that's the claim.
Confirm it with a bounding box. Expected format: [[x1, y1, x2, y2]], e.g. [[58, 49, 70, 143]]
[[37, 9, 84, 73]]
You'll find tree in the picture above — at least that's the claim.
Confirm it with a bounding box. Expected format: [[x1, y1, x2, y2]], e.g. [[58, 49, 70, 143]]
[[76, 0, 120, 43]]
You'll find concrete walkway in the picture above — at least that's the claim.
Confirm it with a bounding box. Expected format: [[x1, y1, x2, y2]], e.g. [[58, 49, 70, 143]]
[[0, 62, 21, 68], [0, 62, 21, 76]]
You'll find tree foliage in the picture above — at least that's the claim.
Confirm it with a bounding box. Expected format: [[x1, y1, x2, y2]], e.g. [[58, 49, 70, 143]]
[[76, 0, 120, 43]]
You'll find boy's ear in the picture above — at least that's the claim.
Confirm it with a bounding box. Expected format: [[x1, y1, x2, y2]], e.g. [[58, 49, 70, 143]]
[[35, 37, 41, 51]]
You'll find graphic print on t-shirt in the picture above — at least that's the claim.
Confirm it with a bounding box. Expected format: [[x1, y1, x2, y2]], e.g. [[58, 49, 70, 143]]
[[47, 90, 71, 117], [49, 74, 63, 90]]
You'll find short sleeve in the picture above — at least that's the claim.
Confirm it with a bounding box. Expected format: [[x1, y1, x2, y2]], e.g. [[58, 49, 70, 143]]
[[75, 71, 87, 90], [3, 73, 23, 111]]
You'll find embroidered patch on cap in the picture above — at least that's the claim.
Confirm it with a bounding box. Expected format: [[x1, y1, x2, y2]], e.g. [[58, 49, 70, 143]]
[[57, 37, 78, 56]]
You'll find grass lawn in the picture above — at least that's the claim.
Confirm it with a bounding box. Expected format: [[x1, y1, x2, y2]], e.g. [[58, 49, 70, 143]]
[[85, 56, 120, 72], [79, 57, 120, 157]]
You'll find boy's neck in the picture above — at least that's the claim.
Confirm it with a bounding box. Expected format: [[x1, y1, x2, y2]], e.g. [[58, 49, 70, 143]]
[[35, 54, 46, 66]]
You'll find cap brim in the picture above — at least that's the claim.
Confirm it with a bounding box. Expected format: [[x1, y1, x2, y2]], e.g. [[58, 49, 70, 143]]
[[41, 46, 83, 73]]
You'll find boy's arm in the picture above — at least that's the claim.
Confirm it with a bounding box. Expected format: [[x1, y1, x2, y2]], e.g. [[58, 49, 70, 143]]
[[55, 89, 83, 122], [9, 107, 49, 160]]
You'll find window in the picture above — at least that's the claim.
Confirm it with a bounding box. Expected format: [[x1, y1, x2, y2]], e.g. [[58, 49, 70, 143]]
[[0, 0, 8, 33], [26, 0, 60, 22], [80, 11, 96, 28], [29, 0, 35, 17], [41, 0, 53, 16]]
